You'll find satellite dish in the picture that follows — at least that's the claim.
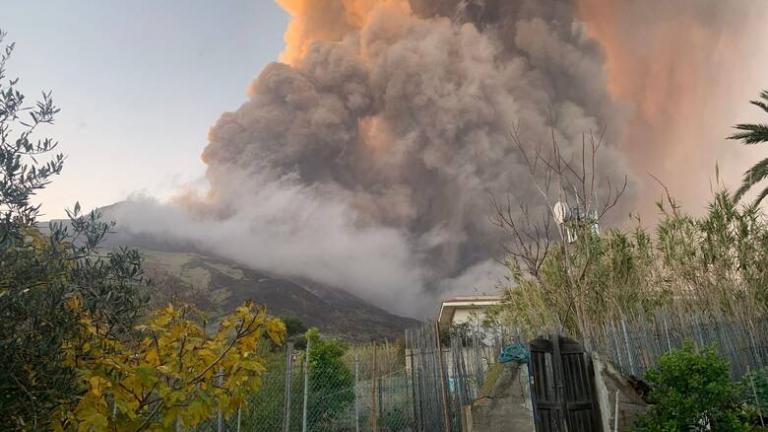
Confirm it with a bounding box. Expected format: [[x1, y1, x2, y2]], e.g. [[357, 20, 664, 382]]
[[553, 201, 569, 224]]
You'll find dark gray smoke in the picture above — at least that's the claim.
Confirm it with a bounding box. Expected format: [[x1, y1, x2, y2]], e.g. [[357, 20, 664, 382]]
[[165, 0, 631, 316], [117, 0, 768, 316]]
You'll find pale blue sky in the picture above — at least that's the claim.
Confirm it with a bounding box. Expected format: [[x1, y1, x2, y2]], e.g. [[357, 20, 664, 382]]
[[2, 0, 289, 218]]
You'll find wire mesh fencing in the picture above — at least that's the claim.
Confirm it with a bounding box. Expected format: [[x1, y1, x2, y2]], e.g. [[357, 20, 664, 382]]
[[196, 339, 416, 432], [191, 301, 768, 431], [405, 322, 515, 432]]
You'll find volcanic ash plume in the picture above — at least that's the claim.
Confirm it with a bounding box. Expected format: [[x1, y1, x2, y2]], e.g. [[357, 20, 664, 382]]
[[189, 0, 629, 315], [117, 0, 768, 316]]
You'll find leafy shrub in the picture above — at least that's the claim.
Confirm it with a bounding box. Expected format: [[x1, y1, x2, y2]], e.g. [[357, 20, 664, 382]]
[[380, 406, 414, 431], [307, 328, 355, 430], [741, 367, 768, 427], [635, 343, 750, 431], [53, 302, 285, 431], [282, 316, 308, 339], [493, 188, 768, 338]]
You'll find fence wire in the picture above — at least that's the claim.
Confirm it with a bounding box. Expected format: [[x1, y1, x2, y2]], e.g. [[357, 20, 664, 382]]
[[197, 340, 415, 432], [403, 306, 768, 432], [195, 303, 768, 431], [405, 323, 513, 432]]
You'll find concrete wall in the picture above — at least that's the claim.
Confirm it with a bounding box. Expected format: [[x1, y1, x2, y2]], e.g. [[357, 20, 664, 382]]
[[463, 354, 647, 432], [466, 363, 535, 432], [593, 355, 649, 431]]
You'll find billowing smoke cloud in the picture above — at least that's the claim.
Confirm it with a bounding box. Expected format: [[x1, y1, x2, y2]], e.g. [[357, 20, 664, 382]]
[[115, 0, 768, 317], [113, 175, 431, 314], [577, 0, 768, 213], [199, 0, 628, 310]]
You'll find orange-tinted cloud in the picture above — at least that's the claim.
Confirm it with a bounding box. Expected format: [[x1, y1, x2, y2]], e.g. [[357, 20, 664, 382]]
[[577, 0, 768, 213]]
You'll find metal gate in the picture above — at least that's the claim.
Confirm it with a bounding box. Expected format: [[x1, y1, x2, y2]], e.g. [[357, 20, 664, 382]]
[[529, 335, 602, 432]]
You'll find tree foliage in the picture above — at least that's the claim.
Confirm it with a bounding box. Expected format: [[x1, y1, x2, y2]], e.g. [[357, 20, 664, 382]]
[[0, 30, 63, 238], [0, 29, 288, 431], [742, 367, 768, 422], [490, 128, 631, 337], [53, 301, 285, 431], [306, 328, 354, 429], [490, 189, 768, 338], [493, 90, 768, 339], [281, 316, 308, 339], [635, 343, 750, 431], [0, 209, 148, 428], [730, 90, 768, 205], [0, 29, 149, 429]]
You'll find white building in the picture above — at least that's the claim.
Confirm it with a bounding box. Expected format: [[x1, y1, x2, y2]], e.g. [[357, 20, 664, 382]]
[[437, 295, 503, 333]]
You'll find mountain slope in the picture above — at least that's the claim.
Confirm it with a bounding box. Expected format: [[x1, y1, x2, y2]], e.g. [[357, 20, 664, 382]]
[[45, 205, 420, 341], [140, 249, 418, 342]]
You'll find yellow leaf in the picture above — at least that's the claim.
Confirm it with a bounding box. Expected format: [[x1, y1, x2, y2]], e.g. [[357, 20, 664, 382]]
[[57, 301, 275, 431], [65, 296, 82, 311], [88, 376, 109, 398], [146, 348, 160, 365]]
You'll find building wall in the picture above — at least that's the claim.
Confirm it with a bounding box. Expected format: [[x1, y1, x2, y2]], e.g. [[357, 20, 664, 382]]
[[593, 355, 649, 431], [449, 308, 498, 345], [451, 308, 484, 326]]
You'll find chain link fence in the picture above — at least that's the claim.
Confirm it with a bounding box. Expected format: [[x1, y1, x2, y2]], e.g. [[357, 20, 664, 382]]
[[405, 322, 515, 432], [197, 339, 415, 431]]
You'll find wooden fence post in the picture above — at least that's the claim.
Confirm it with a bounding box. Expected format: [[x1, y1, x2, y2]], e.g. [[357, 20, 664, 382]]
[[371, 342, 378, 431], [435, 322, 451, 432], [283, 342, 294, 432], [302, 338, 311, 432]]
